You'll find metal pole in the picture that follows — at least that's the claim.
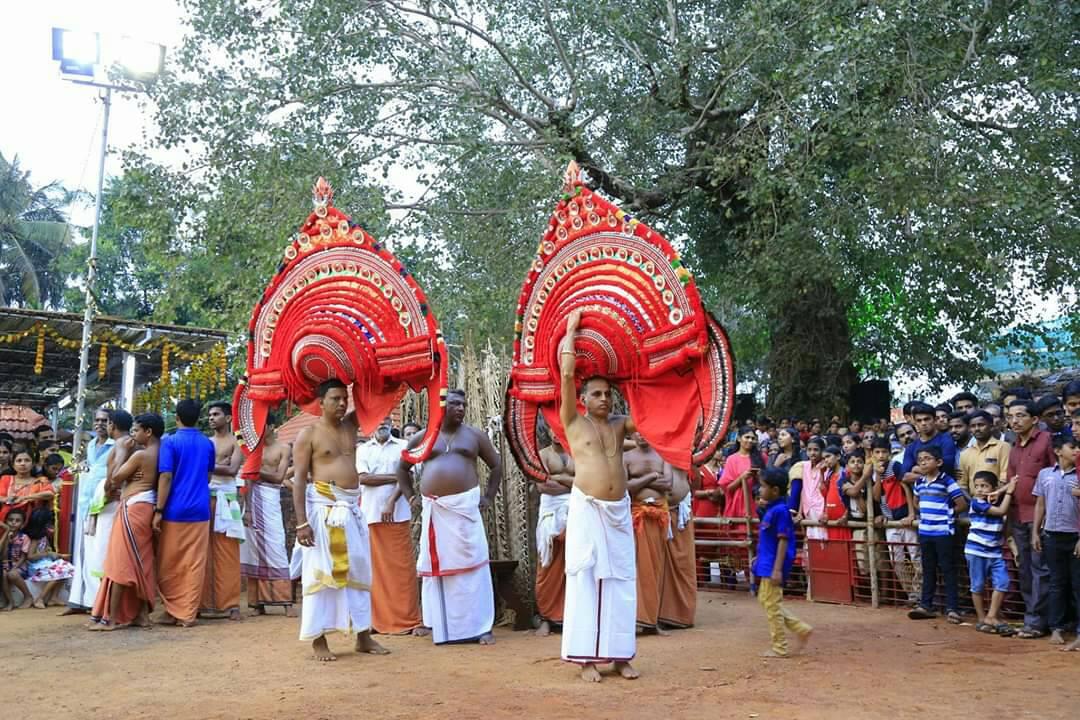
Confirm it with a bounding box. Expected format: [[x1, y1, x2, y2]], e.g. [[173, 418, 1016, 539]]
[[867, 473, 879, 608], [71, 86, 111, 466]]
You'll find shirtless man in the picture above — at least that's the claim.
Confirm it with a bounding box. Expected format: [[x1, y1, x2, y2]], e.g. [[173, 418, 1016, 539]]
[[241, 415, 296, 617], [625, 433, 673, 634], [397, 389, 503, 645], [293, 379, 388, 661], [559, 309, 639, 682], [88, 413, 164, 631], [535, 430, 574, 636], [203, 401, 245, 621], [658, 464, 697, 629]]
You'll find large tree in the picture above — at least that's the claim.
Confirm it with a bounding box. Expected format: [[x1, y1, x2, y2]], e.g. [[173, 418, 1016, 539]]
[[134, 0, 1077, 415], [0, 153, 77, 308]]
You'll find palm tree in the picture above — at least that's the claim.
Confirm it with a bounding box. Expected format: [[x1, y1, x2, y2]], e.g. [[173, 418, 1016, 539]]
[[0, 153, 77, 308]]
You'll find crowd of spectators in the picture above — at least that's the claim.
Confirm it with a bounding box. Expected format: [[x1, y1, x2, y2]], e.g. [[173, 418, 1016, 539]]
[[693, 381, 1080, 649]]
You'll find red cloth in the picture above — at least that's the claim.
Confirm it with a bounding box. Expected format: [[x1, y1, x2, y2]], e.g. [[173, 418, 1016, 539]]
[[693, 466, 722, 518], [0, 475, 54, 523], [718, 453, 766, 519], [56, 470, 74, 555], [823, 468, 851, 540]]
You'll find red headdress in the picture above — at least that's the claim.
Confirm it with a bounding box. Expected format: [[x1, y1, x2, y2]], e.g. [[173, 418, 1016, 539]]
[[233, 178, 448, 479], [504, 163, 735, 478]]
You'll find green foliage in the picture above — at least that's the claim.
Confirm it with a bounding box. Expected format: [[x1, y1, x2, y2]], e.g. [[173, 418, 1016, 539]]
[[121, 0, 1077, 414], [0, 153, 77, 308]]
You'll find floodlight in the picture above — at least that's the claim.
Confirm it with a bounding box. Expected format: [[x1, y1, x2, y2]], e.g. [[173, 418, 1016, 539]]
[[112, 36, 165, 81], [52, 28, 100, 77]]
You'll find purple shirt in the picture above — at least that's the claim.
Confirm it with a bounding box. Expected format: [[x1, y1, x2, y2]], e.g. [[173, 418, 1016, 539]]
[[1033, 464, 1080, 533]]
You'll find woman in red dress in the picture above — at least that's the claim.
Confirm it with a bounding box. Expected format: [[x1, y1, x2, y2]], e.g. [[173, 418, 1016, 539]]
[[0, 450, 55, 524]]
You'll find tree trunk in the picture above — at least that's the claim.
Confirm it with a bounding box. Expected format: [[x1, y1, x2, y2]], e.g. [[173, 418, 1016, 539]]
[[764, 279, 856, 420]]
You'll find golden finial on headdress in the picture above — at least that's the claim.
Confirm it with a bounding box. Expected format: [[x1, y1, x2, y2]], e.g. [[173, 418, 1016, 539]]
[[312, 177, 334, 211], [562, 161, 581, 194]]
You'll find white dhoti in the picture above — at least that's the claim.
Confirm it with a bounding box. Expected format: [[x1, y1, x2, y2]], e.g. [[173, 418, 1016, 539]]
[[67, 500, 96, 609], [418, 486, 494, 644], [83, 480, 118, 588], [210, 478, 246, 541], [561, 487, 637, 665], [536, 493, 570, 569], [297, 483, 372, 641]]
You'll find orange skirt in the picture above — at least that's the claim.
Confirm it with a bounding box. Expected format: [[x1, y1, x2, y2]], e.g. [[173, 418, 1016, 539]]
[[659, 510, 697, 628], [200, 497, 241, 614], [534, 530, 566, 623], [157, 519, 209, 623], [91, 501, 156, 625], [632, 501, 669, 628], [369, 521, 423, 634]]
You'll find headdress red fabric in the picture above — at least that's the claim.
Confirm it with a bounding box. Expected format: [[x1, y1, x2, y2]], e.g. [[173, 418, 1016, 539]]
[[505, 164, 735, 479], [233, 178, 447, 479]]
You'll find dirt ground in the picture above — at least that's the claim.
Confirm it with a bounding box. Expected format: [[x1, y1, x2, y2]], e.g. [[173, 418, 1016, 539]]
[[1, 591, 1074, 720]]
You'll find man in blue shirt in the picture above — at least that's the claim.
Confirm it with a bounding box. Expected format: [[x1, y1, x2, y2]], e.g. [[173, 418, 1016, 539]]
[[153, 399, 215, 627], [753, 467, 812, 658], [900, 402, 959, 481]]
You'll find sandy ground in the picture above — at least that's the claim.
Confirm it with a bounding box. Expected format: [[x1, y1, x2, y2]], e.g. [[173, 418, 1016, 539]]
[[1, 591, 1075, 720]]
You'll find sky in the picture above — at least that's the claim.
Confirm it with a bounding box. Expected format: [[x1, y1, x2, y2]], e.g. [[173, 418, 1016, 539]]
[[0, 2, 185, 225]]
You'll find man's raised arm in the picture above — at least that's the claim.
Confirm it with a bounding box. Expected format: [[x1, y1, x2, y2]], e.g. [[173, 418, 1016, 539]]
[[560, 309, 583, 430]]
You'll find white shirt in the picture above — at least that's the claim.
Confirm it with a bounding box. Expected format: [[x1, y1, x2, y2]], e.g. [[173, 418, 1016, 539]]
[[356, 436, 410, 524]]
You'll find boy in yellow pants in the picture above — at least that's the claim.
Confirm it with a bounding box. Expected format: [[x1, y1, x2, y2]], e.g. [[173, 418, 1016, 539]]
[[753, 468, 812, 657]]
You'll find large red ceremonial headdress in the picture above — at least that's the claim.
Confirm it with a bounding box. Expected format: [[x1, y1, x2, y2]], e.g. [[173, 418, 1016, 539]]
[[233, 178, 447, 478], [505, 164, 735, 479]]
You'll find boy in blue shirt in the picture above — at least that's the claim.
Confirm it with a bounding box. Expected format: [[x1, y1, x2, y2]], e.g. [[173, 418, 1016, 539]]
[[908, 445, 968, 623], [966, 470, 1017, 635], [753, 468, 812, 657]]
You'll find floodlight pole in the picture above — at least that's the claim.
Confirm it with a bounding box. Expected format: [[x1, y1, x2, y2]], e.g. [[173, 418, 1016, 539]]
[[71, 86, 111, 466]]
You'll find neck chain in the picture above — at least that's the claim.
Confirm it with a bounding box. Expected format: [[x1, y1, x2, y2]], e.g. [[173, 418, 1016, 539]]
[[442, 428, 459, 454], [584, 415, 617, 458]]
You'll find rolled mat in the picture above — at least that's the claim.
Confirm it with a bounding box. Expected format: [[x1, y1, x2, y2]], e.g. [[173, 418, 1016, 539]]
[[233, 177, 447, 476], [505, 163, 735, 479]]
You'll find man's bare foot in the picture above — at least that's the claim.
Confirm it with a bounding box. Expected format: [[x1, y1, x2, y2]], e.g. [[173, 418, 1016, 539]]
[[32, 599, 46, 609], [153, 612, 178, 626], [760, 648, 790, 658], [356, 633, 391, 655], [178, 619, 198, 628], [87, 622, 120, 632], [285, 605, 298, 618], [411, 626, 431, 637], [614, 661, 639, 679], [312, 636, 337, 662], [478, 631, 496, 645], [656, 626, 672, 637], [793, 629, 813, 654], [248, 606, 266, 617], [1063, 637, 1080, 652], [1050, 629, 1066, 645], [536, 620, 551, 637], [580, 664, 602, 683], [16, 597, 33, 609], [228, 608, 242, 622], [59, 607, 87, 616]]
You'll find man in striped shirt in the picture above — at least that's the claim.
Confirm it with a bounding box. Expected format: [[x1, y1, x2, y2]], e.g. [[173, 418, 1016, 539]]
[[908, 445, 968, 623], [965, 470, 1017, 634]]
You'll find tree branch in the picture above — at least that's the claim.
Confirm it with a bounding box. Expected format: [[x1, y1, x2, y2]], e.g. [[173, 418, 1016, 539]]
[[542, 0, 577, 111]]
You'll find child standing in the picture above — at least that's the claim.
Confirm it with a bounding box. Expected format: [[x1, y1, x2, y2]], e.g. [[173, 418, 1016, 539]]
[[753, 467, 812, 657], [1032, 435, 1079, 647], [909, 445, 968, 623], [966, 470, 1016, 635], [1, 507, 33, 610], [871, 436, 921, 605]]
